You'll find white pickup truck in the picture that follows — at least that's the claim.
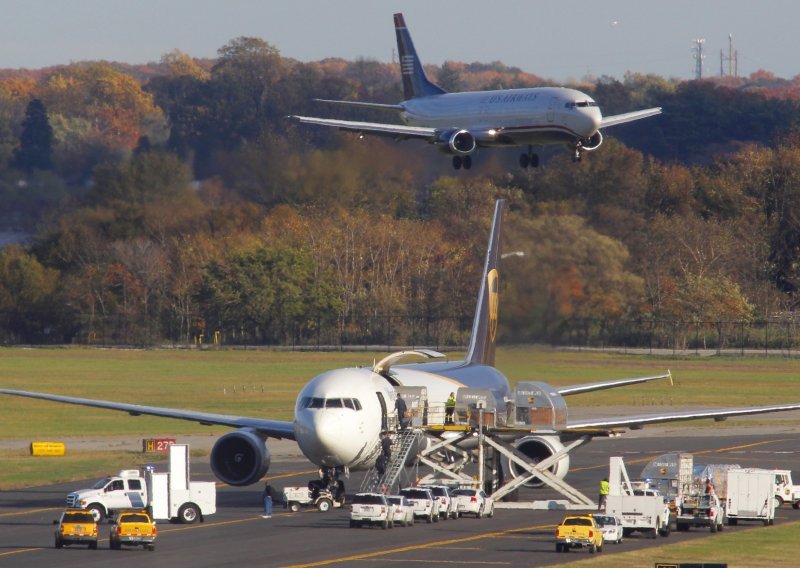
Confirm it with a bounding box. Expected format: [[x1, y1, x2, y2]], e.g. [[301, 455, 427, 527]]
[[66, 444, 216, 524]]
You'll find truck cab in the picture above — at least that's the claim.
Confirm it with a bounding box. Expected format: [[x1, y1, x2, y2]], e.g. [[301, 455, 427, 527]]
[[66, 470, 146, 521], [772, 470, 800, 508]]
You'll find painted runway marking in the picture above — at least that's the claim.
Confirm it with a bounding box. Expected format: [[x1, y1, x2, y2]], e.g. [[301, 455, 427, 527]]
[[281, 524, 556, 567]]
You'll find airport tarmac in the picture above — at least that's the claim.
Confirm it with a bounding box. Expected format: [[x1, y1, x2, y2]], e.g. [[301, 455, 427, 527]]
[[2, 428, 800, 567]]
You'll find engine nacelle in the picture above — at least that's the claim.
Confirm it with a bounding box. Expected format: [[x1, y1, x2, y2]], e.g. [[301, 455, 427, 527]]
[[210, 428, 271, 486], [504, 435, 570, 488], [436, 128, 477, 155], [581, 130, 603, 151]]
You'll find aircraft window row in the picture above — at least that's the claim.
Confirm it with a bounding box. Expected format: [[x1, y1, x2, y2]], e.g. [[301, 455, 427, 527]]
[[300, 397, 362, 410], [565, 101, 599, 108]]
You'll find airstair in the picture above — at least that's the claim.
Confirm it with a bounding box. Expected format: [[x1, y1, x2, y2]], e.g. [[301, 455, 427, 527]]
[[359, 429, 419, 494]]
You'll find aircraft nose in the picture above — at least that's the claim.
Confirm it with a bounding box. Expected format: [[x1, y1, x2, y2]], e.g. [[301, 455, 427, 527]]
[[294, 409, 353, 466]]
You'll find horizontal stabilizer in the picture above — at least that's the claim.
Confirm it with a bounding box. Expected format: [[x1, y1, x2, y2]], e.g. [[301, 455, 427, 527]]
[[601, 107, 662, 128]]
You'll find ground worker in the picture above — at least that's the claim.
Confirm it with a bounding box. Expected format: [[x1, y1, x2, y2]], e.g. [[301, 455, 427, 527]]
[[598, 477, 609, 511], [445, 392, 456, 424], [381, 433, 393, 459], [395, 393, 408, 429]]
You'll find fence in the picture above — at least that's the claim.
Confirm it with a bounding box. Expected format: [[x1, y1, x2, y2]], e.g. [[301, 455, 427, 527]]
[[3, 312, 800, 355]]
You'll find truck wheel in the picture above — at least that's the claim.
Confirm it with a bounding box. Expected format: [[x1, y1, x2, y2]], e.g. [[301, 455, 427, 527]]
[[710, 522, 717, 533], [178, 503, 200, 524], [589, 544, 596, 554], [427, 513, 433, 523], [110, 540, 121, 550], [317, 498, 332, 513], [89, 541, 98, 550], [793, 502, 800, 510], [87, 504, 105, 523], [650, 528, 658, 539], [381, 520, 388, 530], [659, 523, 671, 537], [289, 501, 300, 512], [555, 543, 563, 553], [55, 537, 63, 549], [477, 506, 483, 519], [597, 542, 603, 553]]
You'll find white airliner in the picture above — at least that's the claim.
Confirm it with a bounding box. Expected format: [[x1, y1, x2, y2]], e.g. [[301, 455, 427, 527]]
[[4, 200, 800, 494], [291, 13, 662, 170]]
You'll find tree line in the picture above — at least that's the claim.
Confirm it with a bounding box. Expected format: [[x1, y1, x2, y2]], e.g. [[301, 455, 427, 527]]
[[2, 38, 800, 345]]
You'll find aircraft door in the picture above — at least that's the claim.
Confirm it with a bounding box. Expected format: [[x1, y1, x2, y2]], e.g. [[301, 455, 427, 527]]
[[375, 391, 388, 432], [547, 97, 557, 122]]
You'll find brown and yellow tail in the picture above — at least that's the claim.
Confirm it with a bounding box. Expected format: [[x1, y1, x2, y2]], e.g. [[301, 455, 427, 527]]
[[465, 199, 505, 367]]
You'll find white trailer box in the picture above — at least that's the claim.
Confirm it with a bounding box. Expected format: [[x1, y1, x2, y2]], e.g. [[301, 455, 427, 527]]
[[726, 468, 775, 525], [605, 495, 671, 538]]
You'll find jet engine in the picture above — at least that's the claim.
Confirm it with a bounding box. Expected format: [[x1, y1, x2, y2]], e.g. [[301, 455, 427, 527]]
[[580, 131, 603, 151], [210, 428, 271, 486], [436, 128, 477, 155], [504, 435, 570, 488]]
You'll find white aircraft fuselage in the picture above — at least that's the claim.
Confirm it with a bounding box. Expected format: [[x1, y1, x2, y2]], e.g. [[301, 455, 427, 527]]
[[401, 87, 602, 147]]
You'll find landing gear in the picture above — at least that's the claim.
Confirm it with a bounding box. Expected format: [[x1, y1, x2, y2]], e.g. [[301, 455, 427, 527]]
[[452, 155, 472, 170], [519, 147, 539, 169], [571, 144, 582, 163]]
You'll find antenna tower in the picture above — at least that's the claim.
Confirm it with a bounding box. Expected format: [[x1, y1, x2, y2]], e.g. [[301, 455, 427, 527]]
[[720, 33, 738, 77], [692, 38, 706, 80]]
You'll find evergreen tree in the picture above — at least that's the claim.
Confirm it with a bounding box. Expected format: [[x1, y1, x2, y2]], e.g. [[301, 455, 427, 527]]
[[14, 98, 54, 173]]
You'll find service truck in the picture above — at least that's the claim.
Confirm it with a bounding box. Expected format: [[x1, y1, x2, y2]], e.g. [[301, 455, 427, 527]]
[[676, 493, 725, 532], [726, 468, 776, 525], [771, 470, 800, 508], [66, 444, 215, 524], [605, 457, 671, 539]]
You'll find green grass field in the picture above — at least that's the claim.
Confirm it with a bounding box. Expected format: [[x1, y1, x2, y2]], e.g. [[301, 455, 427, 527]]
[[1, 345, 799, 489]]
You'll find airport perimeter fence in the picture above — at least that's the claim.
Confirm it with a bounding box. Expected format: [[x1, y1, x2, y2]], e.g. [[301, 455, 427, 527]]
[[4, 312, 800, 355]]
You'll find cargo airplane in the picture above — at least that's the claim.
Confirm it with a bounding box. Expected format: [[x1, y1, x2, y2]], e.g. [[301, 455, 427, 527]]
[[5, 200, 800, 495], [291, 13, 662, 170]]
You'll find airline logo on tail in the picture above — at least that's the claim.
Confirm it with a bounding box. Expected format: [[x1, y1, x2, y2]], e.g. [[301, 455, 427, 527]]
[[400, 55, 415, 76], [488, 269, 499, 342]]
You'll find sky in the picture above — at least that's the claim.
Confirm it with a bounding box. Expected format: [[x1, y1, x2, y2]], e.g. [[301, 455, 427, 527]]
[[1, 0, 798, 82]]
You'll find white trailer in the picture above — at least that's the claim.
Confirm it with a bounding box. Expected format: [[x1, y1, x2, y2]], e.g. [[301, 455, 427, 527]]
[[726, 469, 776, 526], [144, 444, 216, 524]]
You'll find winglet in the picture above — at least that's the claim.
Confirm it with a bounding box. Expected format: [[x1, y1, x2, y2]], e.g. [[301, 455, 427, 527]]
[[393, 13, 447, 100], [465, 199, 505, 367]]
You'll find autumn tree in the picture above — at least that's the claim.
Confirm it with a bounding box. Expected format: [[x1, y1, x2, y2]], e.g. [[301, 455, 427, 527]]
[[13, 98, 53, 172]]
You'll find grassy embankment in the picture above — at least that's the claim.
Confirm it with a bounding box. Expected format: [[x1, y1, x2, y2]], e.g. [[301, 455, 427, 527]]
[[559, 519, 800, 567], [1, 345, 798, 489]]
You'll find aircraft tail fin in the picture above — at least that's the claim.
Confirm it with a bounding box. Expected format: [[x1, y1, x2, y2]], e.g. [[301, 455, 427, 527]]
[[394, 13, 447, 100], [465, 199, 505, 367]]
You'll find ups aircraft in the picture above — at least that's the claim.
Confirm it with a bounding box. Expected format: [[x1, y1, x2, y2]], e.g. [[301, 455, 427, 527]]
[[4, 200, 800, 498], [292, 13, 662, 170]]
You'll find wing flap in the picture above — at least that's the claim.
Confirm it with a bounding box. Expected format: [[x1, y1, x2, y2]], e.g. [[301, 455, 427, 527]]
[[566, 403, 800, 431], [601, 107, 662, 128], [0, 389, 295, 440], [290, 115, 437, 139]]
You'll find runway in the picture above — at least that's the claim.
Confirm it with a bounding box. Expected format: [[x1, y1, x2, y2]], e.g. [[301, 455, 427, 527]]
[[2, 429, 800, 567]]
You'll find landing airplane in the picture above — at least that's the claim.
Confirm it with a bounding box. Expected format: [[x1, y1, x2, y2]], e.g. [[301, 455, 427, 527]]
[[291, 13, 662, 170], [4, 200, 800, 495]]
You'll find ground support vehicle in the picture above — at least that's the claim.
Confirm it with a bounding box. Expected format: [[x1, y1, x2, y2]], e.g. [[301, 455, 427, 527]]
[[451, 488, 494, 518], [421, 484, 456, 520], [66, 444, 215, 524], [109, 510, 157, 551], [350, 493, 394, 529], [771, 470, 800, 508], [676, 494, 725, 532], [593, 514, 624, 544], [726, 469, 776, 526], [283, 486, 344, 513], [53, 509, 98, 549], [387, 496, 415, 527], [399, 487, 440, 523], [554, 515, 603, 553], [605, 494, 671, 539]]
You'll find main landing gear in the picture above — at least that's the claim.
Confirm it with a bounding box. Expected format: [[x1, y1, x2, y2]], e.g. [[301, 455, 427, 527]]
[[452, 155, 472, 170], [519, 147, 539, 169]]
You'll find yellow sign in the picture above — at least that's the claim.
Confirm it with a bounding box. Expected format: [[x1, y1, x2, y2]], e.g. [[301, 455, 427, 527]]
[[30, 442, 66, 456]]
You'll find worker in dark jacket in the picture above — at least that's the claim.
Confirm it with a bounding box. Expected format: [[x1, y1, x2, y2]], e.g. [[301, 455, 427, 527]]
[[395, 393, 408, 430], [381, 433, 393, 459]]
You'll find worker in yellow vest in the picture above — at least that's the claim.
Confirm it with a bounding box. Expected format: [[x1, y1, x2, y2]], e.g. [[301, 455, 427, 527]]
[[598, 477, 610, 511]]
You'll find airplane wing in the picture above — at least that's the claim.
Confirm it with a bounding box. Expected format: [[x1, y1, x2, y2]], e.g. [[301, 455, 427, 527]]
[[557, 371, 672, 396], [290, 115, 437, 140], [0, 389, 296, 440], [312, 99, 406, 112], [566, 402, 800, 431], [600, 107, 662, 129]]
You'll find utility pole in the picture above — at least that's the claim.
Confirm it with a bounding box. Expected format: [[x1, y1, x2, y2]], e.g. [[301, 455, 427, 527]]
[[692, 38, 706, 80]]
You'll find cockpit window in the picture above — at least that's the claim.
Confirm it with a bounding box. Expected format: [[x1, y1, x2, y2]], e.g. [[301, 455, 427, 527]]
[[566, 101, 598, 108], [353, 398, 362, 410], [308, 397, 325, 408], [325, 398, 343, 408], [301, 397, 362, 410], [343, 399, 354, 409]]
